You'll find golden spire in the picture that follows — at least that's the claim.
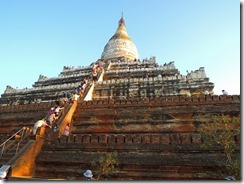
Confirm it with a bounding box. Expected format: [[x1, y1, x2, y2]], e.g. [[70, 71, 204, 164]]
[[119, 12, 125, 26], [101, 15, 139, 61]]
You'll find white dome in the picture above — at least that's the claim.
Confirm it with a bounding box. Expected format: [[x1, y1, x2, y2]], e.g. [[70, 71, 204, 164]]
[[101, 17, 139, 61]]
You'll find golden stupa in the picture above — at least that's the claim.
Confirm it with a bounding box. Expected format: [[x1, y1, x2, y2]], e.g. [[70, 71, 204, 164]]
[[101, 16, 139, 61]]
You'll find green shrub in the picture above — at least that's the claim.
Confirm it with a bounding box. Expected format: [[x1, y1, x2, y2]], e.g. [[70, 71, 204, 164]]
[[91, 152, 119, 180], [198, 114, 240, 180]]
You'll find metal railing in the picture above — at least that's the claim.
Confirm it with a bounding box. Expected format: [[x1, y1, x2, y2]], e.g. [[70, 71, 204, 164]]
[[80, 80, 93, 101], [0, 127, 32, 159], [82, 67, 105, 101], [97, 68, 105, 82]]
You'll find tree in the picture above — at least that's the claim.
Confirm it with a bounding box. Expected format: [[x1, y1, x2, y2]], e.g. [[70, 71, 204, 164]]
[[91, 152, 119, 180], [198, 114, 240, 180]]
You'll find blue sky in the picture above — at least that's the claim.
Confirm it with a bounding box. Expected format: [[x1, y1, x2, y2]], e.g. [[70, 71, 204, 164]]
[[0, 0, 240, 96]]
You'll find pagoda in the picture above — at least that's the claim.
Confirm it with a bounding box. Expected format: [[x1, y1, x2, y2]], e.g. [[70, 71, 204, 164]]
[[0, 16, 240, 181], [0, 17, 214, 105], [101, 16, 139, 61]]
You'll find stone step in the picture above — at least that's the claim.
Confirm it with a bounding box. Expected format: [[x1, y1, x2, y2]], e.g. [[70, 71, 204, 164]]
[[34, 163, 224, 180]]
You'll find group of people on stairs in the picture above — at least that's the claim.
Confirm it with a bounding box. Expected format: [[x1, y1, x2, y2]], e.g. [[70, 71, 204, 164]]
[[31, 92, 80, 138], [31, 61, 105, 138]]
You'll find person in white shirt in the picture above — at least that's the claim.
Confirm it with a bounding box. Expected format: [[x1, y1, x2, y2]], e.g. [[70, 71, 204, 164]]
[[204, 90, 210, 96], [46, 113, 59, 127], [54, 106, 64, 116], [32, 119, 51, 135], [222, 90, 228, 95], [72, 94, 80, 102]]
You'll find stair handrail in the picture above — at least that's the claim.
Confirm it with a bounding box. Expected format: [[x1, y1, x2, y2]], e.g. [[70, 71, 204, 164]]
[[0, 127, 31, 159], [97, 67, 105, 82], [105, 60, 112, 72], [83, 63, 109, 101], [80, 80, 94, 101]]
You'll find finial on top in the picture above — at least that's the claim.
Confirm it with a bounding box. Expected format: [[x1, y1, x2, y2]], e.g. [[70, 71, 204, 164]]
[[119, 12, 125, 26]]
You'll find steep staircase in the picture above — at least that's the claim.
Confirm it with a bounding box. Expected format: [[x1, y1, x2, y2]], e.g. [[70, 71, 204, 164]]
[[2, 69, 100, 180]]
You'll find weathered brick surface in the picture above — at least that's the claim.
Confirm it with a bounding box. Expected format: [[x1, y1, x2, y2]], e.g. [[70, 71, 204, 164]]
[[170, 134, 181, 144], [151, 134, 160, 144], [91, 135, 98, 143], [191, 133, 202, 144], [117, 134, 125, 143], [0, 102, 55, 134], [161, 134, 170, 144], [125, 134, 133, 143], [180, 134, 191, 144], [142, 135, 151, 144], [133, 135, 142, 143], [76, 134, 83, 143], [60, 136, 68, 143], [205, 96, 213, 101], [68, 135, 76, 143], [83, 134, 91, 143], [0, 95, 240, 180], [199, 96, 205, 101], [99, 134, 108, 143], [108, 134, 116, 143]]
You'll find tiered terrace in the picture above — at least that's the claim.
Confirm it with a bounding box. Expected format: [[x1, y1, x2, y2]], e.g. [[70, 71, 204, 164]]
[[93, 57, 214, 99], [34, 95, 240, 180], [0, 65, 93, 105]]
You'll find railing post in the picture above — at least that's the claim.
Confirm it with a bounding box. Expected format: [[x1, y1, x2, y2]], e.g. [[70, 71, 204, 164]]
[[0, 127, 32, 164], [0, 143, 5, 158], [21, 127, 26, 139], [15, 128, 25, 154]]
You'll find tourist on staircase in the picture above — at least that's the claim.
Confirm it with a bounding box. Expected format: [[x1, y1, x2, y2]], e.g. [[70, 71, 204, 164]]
[[81, 79, 88, 91], [46, 112, 59, 128], [91, 61, 104, 82], [63, 123, 70, 136], [75, 84, 82, 95], [79, 78, 88, 97], [59, 97, 68, 107], [92, 68, 98, 81], [54, 105, 64, 116], [47, 107, 55, 116], [71, 93, 80, 102], [32, 119, 51, 135]]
